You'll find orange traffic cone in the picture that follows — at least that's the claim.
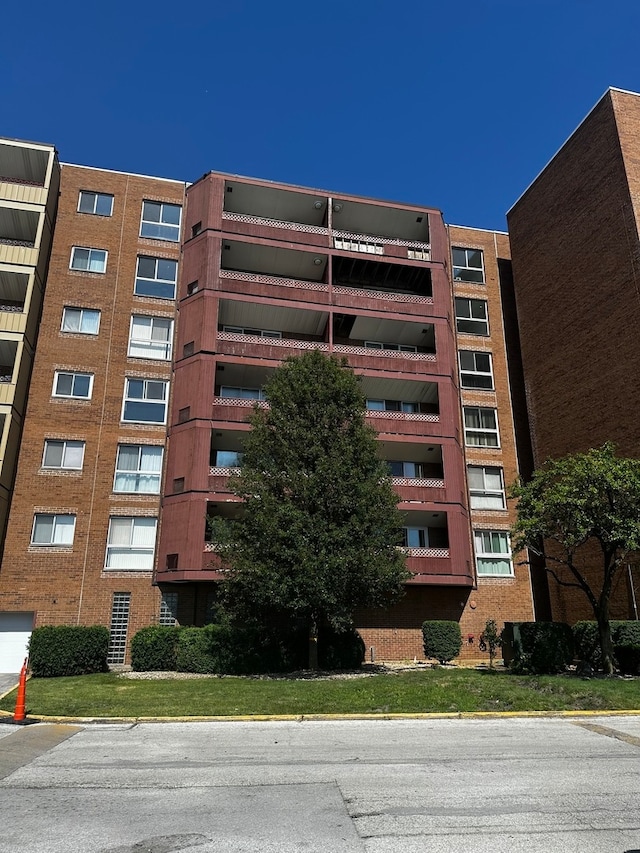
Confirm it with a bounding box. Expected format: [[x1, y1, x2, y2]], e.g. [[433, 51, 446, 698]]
[[13, 658, 27, 723]]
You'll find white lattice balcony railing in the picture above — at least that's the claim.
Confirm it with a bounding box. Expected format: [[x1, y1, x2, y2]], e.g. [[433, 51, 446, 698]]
[[366, 410, 440, 423], [219, 269, 329, 293], [391, 477, 445, 488], [213, 396, 269, 408], [222, 211, 329, 235], [333, 229, 431, 252], [209, 466, 241, 476], [332, 285, 433, 305], [333, 344, 436, 361], [403, 547, 450, 558], [204, 542, 218, 552], [218, 331, 329, 351]]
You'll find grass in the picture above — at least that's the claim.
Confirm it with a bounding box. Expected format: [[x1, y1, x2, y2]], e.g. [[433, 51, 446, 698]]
[[1, 668, 639, 718]]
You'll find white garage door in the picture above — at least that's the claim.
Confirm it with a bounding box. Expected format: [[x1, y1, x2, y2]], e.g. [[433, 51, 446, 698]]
[[0, 612, 34, 672]]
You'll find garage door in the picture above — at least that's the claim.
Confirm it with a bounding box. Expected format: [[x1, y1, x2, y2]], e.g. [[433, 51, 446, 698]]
[[0, 612, 34, 672]]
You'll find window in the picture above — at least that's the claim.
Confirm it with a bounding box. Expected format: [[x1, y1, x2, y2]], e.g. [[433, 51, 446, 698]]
[[459, 350, 493, 389], [388, 461, 426, 478], [214, 450, 243, 467], [105, 517, 157, 570], [219, 386, 266, 401], [128, 316, 173, 360], [222, 326, 282, 339], [468, 466, 505, 510], [402, 527, 429, 548], [53, 371, 93, 400], [364, 341, 418, 352], [159, 592, 178, 626], [61, 307, 100, 335], [42, 439, 85, 470], [453, 247, 484, 283], [122, 378, 168, 423], [474, 530, 513, 576], [70, 247, 107, 273], [78, 191, 113, 217], [135, 256, 178, 300], [31, 513, 76, 546], [455, 298, 489, 336], [366, 399, 420, 413], [463, 407, 499, 447], [140, 201, 182, 241], [114, 444, 163, 493], [107, 592, 131, 665]]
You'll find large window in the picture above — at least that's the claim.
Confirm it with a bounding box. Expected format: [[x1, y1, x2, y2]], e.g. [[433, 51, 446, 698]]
[[474, 530, 513, 576], [222, 326, 282, 339], [42, 439, 85, 470], [455, 298, 489, 336], [364, 341, 418, 352], [31, 513, 76, 546], [463, 407, 499, 447], [114, 444, 163, 493], [468, 466, 505, 509], [61, 307, 100, 335], [135, 256, 178, 300], [402, 527, 429, 548], [70, 247, 107, 273], [453, 247, 485, 283], [459, 350, 493, 389], [366, 399, 421, 413], [219, 386, 266, 401], [105, 517, 157, 570], [78, 191, 113, 217], [140, 201, 182, 242], [128, 316, 173, 360], [122, 378, 168, 423], [214, 450, 243, 467], [388, 461, 427, 478], [53, 371, 93, 400]]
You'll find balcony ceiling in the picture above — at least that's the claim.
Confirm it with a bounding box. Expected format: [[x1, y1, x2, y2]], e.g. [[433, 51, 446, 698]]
[[0, 206, 39, 242], [377, 441, 442, 462], [333, 201, 429, 242], [0, 270, 28, 301], [224, 181, 326, 226], [359, 375, 438, 403], [402, 509, 447, 528], [215, 362, 275, 388], [0, 143, 50, 185], [219, 300, 328, 336], [222, 240, 327, 281], [349, 316, 434, 347], [210, 429, 245, 452], [0, 339, 18, 364]]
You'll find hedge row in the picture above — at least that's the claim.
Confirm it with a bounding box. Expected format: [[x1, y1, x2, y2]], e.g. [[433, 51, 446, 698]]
[[573, 621, 640, 668], [131, 623, 365, 674], [28, 626, 109, 677]]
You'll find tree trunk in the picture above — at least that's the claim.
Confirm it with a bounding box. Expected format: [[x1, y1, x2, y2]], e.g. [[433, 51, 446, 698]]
[[596, 603, 615, 676], [308, 617, 319, 670]]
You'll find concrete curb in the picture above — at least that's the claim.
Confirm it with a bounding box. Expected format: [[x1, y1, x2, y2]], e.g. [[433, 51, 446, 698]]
[[1, 708, 640, 725]]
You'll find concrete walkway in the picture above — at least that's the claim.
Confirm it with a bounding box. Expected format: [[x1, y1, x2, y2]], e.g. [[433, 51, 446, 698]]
[[0, 674, 17, 698]]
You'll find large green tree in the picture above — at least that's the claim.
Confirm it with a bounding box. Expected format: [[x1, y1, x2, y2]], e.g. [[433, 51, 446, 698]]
[[511, 443, 640, 674], [210, 350, 409, 669]]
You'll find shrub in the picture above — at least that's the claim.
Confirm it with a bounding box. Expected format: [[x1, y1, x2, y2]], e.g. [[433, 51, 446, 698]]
[[614, 644, 640, 675], [131, 626, 182, 672], [28, 625, 109, 678], [175, 626, 218, 673], [509, 622, 574, 674], [573, 621, 640, 669], [422, 621, 462, 664], [319, 627, 365, 670]]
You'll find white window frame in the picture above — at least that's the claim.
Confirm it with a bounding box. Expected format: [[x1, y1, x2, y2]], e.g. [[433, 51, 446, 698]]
[[140, 201, 182, 242], [468, 465, 505, 510], [77, 191, 114, 217], [455, 297, 489, 336], [459, 350, 494, 390], [52, 371, 94, 400], [61, 307, 101, 335], [31, 513, 76, 546], [113, 444, 163, 494], [452, 247, 485, 283], [134, 256, 178, 300], [222, 326, 282, 339], [121, 377, 169, 424], [42, 439, 85, 471], [463, 406, 500, 447], [388, 461, 426, 478], [105, 516, 158, 571], [128, 315, 173, 360], [366, 399, 420, 413], [364, 341, 418, 352], [69, 247, 108, 273], [219, 386, 266, 401], [474, 530, 513, 577]]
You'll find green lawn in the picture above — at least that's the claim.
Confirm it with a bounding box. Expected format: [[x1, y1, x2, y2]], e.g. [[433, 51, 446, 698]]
[[1, 669, 639, 718]]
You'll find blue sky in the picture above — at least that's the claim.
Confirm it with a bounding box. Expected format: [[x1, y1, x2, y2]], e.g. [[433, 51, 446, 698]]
[[5, 0, 640, 230]]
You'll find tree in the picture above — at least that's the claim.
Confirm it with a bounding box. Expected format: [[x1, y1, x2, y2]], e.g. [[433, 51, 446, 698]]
[[210, 350, 410, 669], [480, 619, 502, 670], [511, 443, 640, 674]]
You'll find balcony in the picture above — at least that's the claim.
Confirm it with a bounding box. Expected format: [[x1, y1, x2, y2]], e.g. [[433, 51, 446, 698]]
[[0, 270, 27, 315], [0, 204, 40, 267], [0, 142, 50, 206], [220, 241, 328, 299], [213, 362, 275, 421], [332, 255, 433, 310], [330, 198, 430, 257], [333, 314, 436, 372]]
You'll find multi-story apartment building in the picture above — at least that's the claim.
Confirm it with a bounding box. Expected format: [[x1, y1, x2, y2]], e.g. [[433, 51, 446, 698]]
[[0, 160, 185, 669], [508, 87, 640, 624]]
